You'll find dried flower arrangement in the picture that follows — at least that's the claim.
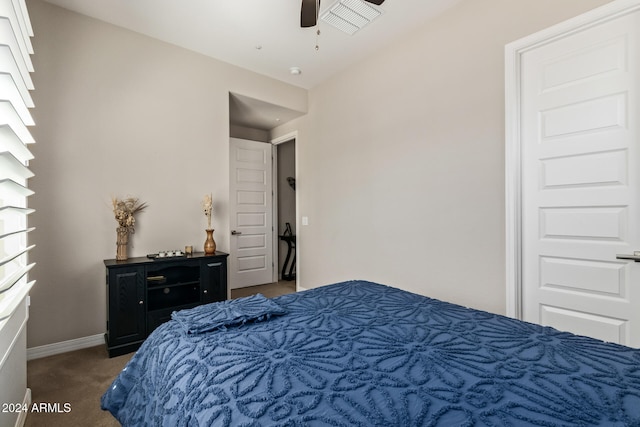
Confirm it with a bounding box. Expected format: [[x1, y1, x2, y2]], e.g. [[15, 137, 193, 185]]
[[202, 194, 216, 254], [112, 196, 148, 233], [202, 193, 213, 230], [112, 196, 147, 260]]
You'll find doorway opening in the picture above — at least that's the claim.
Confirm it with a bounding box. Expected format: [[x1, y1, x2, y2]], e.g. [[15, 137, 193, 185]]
[[272, 134, 297, 291], [227, 92, 303, 294]]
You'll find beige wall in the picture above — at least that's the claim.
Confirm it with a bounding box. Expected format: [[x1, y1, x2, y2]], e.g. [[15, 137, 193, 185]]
[[229, 124, 270, 142], [274, 0, 612, 313], [27, 0, 613, 349], [26, 0, 306, 348]]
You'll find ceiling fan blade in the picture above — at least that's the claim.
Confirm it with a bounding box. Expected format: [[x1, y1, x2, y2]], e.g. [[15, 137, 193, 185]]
[[365, 0, 385, 4], [301, 0, 318, 28]]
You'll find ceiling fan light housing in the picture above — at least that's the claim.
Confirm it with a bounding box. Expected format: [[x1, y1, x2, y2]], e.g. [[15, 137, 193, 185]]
[[320, 0, 382, 35]]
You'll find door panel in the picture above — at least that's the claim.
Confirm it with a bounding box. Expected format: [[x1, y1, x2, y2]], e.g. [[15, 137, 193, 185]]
[[539, 256, 625, 296], [540, 36, 626, 90], [229, 138, 273, 289], [521, 10, 640, 347], [539, 207, 626, 240], [539, 305, 626, 343], [540, 150, 627, 188]]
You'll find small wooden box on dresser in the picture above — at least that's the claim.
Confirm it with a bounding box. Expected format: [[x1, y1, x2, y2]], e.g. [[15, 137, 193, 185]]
[[104, 251, 228, 357]]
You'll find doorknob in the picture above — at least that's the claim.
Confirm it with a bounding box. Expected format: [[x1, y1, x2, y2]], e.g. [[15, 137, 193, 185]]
[[616, 251, 640, 262], [231, 230, 242, 235]]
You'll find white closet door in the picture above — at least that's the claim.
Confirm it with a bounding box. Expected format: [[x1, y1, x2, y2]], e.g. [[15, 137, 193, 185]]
[[520, 8, 640, 346]]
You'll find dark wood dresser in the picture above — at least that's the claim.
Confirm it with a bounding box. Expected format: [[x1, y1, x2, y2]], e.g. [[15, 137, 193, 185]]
[[104, 252, 228, 357]]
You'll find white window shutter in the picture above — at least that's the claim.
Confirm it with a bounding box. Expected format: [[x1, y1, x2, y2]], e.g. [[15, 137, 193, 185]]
[[0, 0, 35, 322]]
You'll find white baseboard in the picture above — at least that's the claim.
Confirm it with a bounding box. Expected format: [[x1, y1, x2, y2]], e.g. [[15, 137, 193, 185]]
[[14, 388, 30, 427], [27, 333, 104, 361]]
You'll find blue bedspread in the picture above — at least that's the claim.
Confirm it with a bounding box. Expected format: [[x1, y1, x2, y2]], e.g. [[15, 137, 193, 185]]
[[101, 281, 640, 426]]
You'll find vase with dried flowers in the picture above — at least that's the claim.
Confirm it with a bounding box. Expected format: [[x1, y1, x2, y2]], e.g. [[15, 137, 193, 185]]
[[202, 193, 216, 254], [112, 196, 147, 260]]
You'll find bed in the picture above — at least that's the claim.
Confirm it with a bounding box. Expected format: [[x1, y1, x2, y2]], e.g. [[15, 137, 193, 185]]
[[101, 280, 640, 426]]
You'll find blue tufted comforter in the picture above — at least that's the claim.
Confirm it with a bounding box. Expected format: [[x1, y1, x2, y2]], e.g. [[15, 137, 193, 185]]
[[101, 281, 640, 426]]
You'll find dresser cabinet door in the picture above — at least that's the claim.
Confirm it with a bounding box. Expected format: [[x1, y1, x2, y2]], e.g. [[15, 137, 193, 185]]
[[107, 266, 146, 347], [201, 257, 227, 304]]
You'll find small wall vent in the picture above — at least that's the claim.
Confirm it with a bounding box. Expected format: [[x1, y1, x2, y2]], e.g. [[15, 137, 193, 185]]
[[320, 0, 382, 35]]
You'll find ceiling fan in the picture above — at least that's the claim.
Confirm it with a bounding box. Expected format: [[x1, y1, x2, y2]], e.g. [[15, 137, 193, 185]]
[[301, 0, 385, 28]]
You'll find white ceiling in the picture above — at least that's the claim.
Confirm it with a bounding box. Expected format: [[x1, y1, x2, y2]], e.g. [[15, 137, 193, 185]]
[[41, 0, 462, 90]]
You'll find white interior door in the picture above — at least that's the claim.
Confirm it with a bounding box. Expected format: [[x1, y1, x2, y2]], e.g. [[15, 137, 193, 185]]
[[229, 138, 273, 289], [519, 7, 640, 347]]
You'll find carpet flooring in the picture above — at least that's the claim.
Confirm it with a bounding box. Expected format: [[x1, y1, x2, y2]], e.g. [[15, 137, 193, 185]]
[[24, 281, 296, 426]]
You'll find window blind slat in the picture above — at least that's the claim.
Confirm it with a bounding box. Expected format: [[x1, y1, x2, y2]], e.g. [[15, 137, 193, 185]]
[[0, 73, 33, 123], [0, 242, 32, 267], [0, 178, 33, 198], [0, 207, 33, 241], [0, 226, 32, 240], [0, 18, 33, 89], [0, 151, 33, 182], [0, 125, 33, 162], [0, 222, 32, 238], [11, 0, 33, 53], [0, 205, 33, 216], [0, 0, 32, 57], [0, 101, 33, 143], [0, 46, 32, 103], [0, 261, 33, 294]]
